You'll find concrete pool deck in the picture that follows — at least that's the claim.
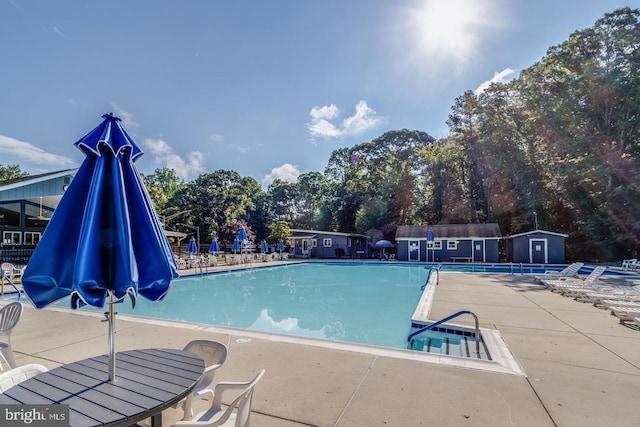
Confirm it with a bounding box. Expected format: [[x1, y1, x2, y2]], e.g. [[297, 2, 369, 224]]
[[4, 263, 640, 426]]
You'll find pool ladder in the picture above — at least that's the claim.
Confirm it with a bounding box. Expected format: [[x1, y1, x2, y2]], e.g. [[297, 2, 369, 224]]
[[407, 310, 481, 355]]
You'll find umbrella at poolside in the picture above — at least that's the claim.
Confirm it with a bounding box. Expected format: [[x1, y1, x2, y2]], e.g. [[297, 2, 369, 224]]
[[22, 113, 178, 381], [232, 237, 240, 254], [261, 240, 268, 253], [238, 225, 248, 242], [375, 239, 394, 259], [185, 236, 198, 255], [277, 239, 284, 254], [208, 238, 220, 254], [426, 228, 434, 262]]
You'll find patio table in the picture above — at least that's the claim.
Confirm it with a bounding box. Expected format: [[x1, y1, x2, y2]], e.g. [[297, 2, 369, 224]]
[[0, 348, 204, 427]]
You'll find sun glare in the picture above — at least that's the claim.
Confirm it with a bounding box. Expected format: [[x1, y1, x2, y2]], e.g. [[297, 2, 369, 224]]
[[404, 0, 497, 69]]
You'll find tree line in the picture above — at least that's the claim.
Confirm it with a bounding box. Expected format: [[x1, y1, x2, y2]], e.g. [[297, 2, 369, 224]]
[[3, 8, 638, 262]]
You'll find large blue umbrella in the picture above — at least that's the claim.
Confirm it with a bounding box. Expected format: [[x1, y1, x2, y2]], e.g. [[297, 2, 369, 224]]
[[185, 237, 198, 254], [232, 237, 240, 254], [261, 239, 268, 253], [208, 238, 220, 254], [277, 239, 285, 253], [22, 113, 178, 380]]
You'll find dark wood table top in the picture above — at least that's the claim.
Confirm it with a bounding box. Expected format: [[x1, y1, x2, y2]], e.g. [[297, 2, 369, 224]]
[[0, 348, 205, 427]]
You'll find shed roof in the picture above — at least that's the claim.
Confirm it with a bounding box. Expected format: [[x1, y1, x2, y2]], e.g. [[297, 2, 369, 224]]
[[505, 229, 568, 239], [396, 224, 501, 239]]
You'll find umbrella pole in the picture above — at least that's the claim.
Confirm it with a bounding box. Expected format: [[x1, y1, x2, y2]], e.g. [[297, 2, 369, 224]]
[[108, 291, 116, 381]]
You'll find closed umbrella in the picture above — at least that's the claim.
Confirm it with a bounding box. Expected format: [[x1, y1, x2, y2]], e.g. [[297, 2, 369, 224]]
[[185, 237, 198, 254], [277, 239, 284, 254], [208, 238, 220, 254], [22, 113, 177, 381], [232, 237, 240, 254], [261, 240, 268, 253], [427, 228, 434, 262]]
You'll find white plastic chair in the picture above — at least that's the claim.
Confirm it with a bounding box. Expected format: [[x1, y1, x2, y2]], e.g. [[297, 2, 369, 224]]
[[0, 302, 23, 369], [174, 369, 265, 427], [0, 363, 48, 392], [180, 340, 228, 420]]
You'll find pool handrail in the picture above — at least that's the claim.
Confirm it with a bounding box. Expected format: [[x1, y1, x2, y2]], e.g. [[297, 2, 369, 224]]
[[421, 264, 442, 290], [1, 276, 22, 300], [407, 310, 480, 355]]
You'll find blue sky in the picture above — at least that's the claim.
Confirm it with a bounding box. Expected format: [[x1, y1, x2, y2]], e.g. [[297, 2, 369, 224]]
[[1, 0, 637, 187]]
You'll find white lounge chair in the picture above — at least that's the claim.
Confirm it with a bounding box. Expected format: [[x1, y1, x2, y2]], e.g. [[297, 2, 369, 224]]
[[610, 306, 640, 322], [0, 363, 48, 392], [0, 302, 23, 369], [534, 262, 584, 282], [622, 259, 639, 271], [543, 266, 607, 295], [174, 369, 265, 427], [180, 340, 228, 421]]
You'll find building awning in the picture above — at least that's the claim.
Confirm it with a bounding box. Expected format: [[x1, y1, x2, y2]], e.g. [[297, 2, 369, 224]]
[[290, 234, 317, 239]]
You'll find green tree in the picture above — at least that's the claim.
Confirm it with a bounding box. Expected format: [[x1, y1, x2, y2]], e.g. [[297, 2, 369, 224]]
[[0, 164, 28, 181]]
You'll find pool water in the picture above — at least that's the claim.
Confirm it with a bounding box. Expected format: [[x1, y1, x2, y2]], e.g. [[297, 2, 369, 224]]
[[57, 263, 429, 349]]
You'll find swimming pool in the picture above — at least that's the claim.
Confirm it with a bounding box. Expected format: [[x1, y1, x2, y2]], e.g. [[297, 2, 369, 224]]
[[56, 263, 429, 349]]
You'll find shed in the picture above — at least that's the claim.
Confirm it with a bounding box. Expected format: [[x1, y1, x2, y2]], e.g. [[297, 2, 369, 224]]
[[396, 224, 501, 263], [504, 230, 567, 264], [289, 229, 369, 259]]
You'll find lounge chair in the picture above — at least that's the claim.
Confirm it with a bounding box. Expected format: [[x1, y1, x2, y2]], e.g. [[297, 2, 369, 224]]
[[0, 302, 23, 369], [174, 369, 265, 427], [578, 287, 640, 305], [0, 363, 48, 392], [180, 340, 228, 421], [534, 262, 584, 282], [543, 266, 607, 294], [609, 306, 640, 322], [634, 317, 640, 330]]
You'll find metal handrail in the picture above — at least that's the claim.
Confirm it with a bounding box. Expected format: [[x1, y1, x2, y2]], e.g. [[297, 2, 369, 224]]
[[421, 264, 442, 290], [1, 276, 22, 299], [407, 310, 481, 354]]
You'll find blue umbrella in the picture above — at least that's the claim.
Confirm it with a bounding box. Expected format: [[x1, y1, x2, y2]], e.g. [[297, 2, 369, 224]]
[[238, 225, 248, 242], [277, 239, 284, 253], [208, 238, 220, 254], [427, 228, 434, 262], [232, 237, 240, 254], [375, 240, 393, 259], [185, 237, 198, 254], [22, 113, 178, 380], [261, 239, 268, 253]]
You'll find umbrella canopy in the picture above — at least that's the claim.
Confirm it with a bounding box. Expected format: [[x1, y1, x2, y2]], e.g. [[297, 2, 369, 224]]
[[375, 240, 394, 248], [238, 225, 248, 242], [261, 240, 268, 253], [277, 239, 285, 253], [232, 237, 240, 253], [208, 238, 220, 254], [185, 237, 198, 254], [22, 113, 178, 380], [427, 228, 434, 243]]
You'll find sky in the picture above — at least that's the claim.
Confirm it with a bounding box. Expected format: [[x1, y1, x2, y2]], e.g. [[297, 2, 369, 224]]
[[1, 0, 638, 188]]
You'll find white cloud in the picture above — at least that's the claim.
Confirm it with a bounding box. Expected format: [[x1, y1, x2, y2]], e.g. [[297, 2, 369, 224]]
[[307, 101, 384, 140], [475, 68, 518, 95], [262, 163, 300, 187], [52, 25, 66, 38], [110, 103, 138, 130], [142, 138, 205, 181], [0, 135, 75, 166]]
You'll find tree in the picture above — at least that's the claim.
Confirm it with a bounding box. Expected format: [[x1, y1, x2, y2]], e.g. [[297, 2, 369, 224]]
[[0, 164, 28, 181], [143, 167, 184, 214], [267, 220, 291, 246]]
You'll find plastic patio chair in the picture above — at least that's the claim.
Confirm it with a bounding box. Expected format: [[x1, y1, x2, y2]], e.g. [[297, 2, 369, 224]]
[[180, 340, 229, 420], [174, 369, 265, 427], [0, 363, 48, 392], [0, 302, 23, 370]]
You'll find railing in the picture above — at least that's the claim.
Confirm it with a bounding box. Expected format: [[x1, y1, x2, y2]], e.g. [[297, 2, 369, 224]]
[[1, 277, 22, 299], [421, 264, 442, 290], [407, 310, 481, 355]]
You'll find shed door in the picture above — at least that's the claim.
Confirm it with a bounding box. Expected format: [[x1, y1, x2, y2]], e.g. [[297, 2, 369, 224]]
[[473, 240, 484, 262], [408, 240, 420, 261], [530, 239, 547, 264]]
